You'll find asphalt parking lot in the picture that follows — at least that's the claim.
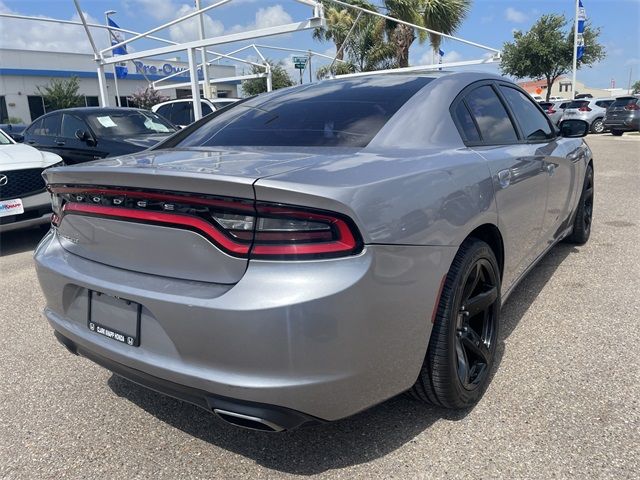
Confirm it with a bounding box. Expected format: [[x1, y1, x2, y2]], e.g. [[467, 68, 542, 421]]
[[1, 134, 638, 479]]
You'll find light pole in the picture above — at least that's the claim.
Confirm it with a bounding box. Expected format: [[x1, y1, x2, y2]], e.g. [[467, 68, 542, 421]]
[[105, 10, 122, 107], [195, 0, 212, 99]]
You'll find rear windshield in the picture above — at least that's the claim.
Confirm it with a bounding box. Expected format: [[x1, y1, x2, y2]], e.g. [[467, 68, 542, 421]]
[[567, 100, 589, 109], [175, 77, 432, 148], [611, 97, 639, 107], [539, 102, 553, 109], [86, 111, 177, 137]]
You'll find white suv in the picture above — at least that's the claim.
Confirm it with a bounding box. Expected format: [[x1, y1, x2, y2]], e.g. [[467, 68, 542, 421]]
[[152, 98, 240, 127], [560, 97, 615, 134], [0, 128, 62, 232]]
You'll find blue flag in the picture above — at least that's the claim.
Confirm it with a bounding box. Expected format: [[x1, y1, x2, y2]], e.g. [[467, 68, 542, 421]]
[[576, 0, 586, 60], [108, 17, 128, 79]]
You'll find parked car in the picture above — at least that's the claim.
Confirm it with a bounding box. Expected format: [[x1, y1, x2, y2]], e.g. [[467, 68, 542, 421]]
[[35, 72, 593, 431], [0, 128, 62, 232], [560, 97, 615, 134], [0, 123, 27, 141], [20, 107, 178, 165], [152, 98, 241, 127], [539, 100, 569, 125], [603, 96, 640, 135]]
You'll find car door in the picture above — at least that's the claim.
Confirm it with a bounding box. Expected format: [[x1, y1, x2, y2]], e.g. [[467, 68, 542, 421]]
[[24, 113, 60, 153], [456, 83, 548, 291], [57, 113, 100, 164], [498, 84, 578, 249]]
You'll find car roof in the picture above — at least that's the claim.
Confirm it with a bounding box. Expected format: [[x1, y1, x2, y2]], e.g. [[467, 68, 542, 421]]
[[39, 107, 148, 116]]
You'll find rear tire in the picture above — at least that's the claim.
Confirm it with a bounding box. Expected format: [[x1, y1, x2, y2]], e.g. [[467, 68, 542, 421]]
[[564, 164, 594, 245], [411, 238, 500, 409], [590, 118, 605, 134], [611, 130, 624, 136]]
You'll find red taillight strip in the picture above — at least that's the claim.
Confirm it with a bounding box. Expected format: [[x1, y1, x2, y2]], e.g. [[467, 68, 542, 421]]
[[62, 203, 250, 255], [50, 186, 254, 212]]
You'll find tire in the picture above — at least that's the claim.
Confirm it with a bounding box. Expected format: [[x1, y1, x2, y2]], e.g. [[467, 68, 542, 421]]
[[564, 164, 594, 245], [590, 118, 605, 134], [411, 238, 500, 409], [611, 130, 624, 136]]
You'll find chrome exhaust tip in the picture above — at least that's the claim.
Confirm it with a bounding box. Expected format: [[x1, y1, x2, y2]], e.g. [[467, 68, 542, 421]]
[[213, 409, 285, 432]]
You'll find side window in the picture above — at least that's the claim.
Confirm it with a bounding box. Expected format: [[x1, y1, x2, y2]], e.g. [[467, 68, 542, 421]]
[[27, 118, 44, 135], [61, 114, 89, 138], [452, 101, 481, 142], [499, 86, 552, 141], [595, 100, 613, 109], [465, 85, 518, 144], [201, 102, 213, 116], [155, 104, 173, 121], [172, 102, 193, 125], [38, 114, 61, 136], [559, 102, 568, 109]]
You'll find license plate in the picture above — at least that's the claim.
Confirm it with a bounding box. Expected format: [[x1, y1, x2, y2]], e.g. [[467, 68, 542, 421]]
[[88, 291, 141, 346], [0, 198, 24, 218]]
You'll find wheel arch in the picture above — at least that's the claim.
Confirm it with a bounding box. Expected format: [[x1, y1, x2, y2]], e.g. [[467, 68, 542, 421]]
[[464, 223, 505, 280]]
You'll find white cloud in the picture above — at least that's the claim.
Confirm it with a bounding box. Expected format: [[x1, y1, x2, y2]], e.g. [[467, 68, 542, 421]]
[[124, 0, 177, 21], [168, 4, 224, 43], [505, 7, 527, 23], [0, 5, 102, 54], [418, 49, 462, 65], [229, 4, 293, 33]]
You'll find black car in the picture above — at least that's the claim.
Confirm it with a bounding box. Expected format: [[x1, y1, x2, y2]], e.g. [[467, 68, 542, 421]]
[[20, 107, 178, 164]]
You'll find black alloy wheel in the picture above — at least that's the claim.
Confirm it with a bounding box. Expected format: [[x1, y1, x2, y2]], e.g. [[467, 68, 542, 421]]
[[455, 259, 498, 391], [411, 238, 501, 409], [565, 164, 594, 245]]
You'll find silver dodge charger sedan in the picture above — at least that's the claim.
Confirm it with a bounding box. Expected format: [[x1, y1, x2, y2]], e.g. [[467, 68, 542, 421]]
[[35, 72, 593, 432]]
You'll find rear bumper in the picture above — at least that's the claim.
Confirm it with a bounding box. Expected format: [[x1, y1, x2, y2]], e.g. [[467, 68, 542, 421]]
[[603, 117, 640, 131], [35, 229, 456, 421]]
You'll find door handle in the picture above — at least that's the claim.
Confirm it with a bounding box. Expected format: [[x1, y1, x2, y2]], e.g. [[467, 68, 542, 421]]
[[27, 140, 36, 144], [56, 141, 65, 146], [497, 169, 512, 188]]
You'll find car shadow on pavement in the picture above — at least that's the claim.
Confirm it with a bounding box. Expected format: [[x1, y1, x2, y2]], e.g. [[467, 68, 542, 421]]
[[0, 227, 48, 257], [107, 242, 577, 476]]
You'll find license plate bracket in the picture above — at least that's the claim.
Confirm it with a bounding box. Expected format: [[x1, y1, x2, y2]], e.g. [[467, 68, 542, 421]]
[[88, 290, 141, 347]]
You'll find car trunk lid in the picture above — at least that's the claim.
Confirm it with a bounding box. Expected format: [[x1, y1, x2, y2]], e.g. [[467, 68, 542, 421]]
[[45, 147, 320, 284]]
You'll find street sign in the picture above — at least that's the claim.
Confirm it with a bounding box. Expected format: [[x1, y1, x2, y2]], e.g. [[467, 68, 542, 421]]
[[293, 56, 308, 69]]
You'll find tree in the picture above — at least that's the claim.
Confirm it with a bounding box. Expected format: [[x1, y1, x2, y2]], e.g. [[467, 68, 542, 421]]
[[242, 60, 294, 96], [632, 80, 640, 94], [36, 77, 83, 111], [313, 4, 354, 61], [383, 0, 424, 68], [128, 87, 168, 110], [421, 0, 471, 60], [501, 14, 606, 101]]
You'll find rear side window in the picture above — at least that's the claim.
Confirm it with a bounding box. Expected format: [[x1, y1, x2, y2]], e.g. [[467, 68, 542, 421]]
[[595, 100, 613, 108], [568, 100, 589, 109], [559, 102, 568, 109], [453, 101, 481, 142], [464, 85, 518, 144], [499, 86, 553, 141], [33, 114, 61, 136], [176, 77, 432, 148], [26, 118, 43, 136], [539, 102, 553, 110]]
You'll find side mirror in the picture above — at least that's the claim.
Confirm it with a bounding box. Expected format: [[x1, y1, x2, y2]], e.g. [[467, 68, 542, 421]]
[[560, 119, 589, 138], [75, 129, 96, 146]]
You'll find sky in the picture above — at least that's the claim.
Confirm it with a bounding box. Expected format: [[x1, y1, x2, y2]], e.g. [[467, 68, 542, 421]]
[[1, 0, 639, 89]]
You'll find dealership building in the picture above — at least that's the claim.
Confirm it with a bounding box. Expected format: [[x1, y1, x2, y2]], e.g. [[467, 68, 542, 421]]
[[0, 48, 239, 124]]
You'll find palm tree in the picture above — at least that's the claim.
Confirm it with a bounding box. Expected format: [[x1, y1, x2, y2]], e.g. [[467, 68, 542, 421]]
[[313, 5, 354, 61], [422, 0, 472, 61], [383, 0, 472, 68], [383, 0, 424, 68]]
